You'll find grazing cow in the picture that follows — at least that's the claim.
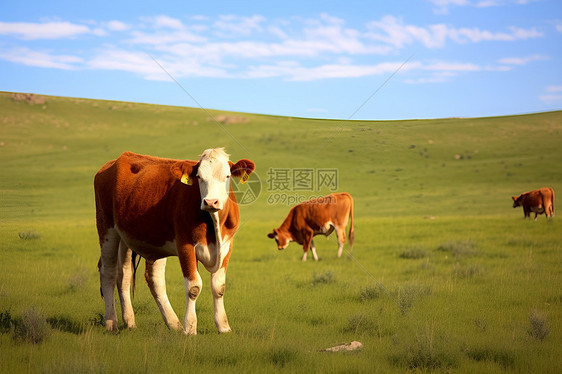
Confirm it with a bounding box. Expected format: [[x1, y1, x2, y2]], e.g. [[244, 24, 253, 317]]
[[512, 187, 555, 221], [267, 192, 354, 261], [94, 148, 255, 334]]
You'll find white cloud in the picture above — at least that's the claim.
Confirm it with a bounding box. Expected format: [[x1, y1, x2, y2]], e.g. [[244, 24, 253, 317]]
[[449, 26, 542, 43], [127, 30, 206, 45], [475, 0, 504, 8], [538, 85, 562, 104], [245, 60, 420, 81], [422, 61, 481, 72], [546, 86, 562, 93], [429, 0, 544, 13], [428, 0, 469, 14], [0, 21, 91, 40], [213, 15, 265, 37], [404, 71, 457, 84], [0, 47, 82, 69], [0, 13, 548, 85], [106, 20, 129, 31], [367, 16, 542, 49], [497, 54, 548, 65], [539, 94, 562, 104], [150, 15, 185, 30]]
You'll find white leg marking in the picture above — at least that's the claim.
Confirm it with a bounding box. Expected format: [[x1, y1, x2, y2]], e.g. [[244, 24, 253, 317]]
[[302, 251, 308, 262], [146, 258, 182, 330], [184, 272, 202, 335], [211, 267, 231, 333], [100, 229, 120, 331], [335, 226, 346, 258], [311, 240, 319, 261], [117, 241, 136, 329]]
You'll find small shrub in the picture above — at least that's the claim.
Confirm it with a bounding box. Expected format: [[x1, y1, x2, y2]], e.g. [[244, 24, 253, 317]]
[[360, 284, 383, 302], [311, 270, 336, 286], [474, 318, 487, 332], [399, 247, 427, 259], [390, 328, 458, 370], [18, 231, 41, 240], [345, 313, 375, 334], [394, 284, 432, 314], [0, 310, 13, 333], [68, 268, 89, 292], [466, 346, 515, 369], [528, 309, 550, 340], [437, 239, 478, 258], [267, 347, 298, 368], [452, 263, 484, 279], [47, 316, 84, 335], [89, 313, 105, 327], [13, 307, 50, 344]]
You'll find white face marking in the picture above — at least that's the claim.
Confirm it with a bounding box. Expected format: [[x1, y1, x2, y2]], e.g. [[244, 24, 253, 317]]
[[196, 149, 231, 212], [273, 235, 291, 250]]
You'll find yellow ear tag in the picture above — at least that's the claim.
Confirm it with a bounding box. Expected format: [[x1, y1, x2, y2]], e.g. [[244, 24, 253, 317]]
[[180, 174, 193, 185], [240, 170, 249, 184]]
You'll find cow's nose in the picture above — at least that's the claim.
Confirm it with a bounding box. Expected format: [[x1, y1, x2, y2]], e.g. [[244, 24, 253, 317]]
[[203, 198, 221, 210]]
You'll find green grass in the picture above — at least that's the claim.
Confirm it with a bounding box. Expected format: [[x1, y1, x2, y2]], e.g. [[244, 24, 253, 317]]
[[1, 92, 561, 373]]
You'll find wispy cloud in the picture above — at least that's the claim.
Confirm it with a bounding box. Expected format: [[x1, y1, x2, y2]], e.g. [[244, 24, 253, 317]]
[[428, 0, 543, 14], [0, 47, 82, 69], [539, 85, 562, 104], [498, 54, 548, 65], [0, 14, 547, 84], [0, 21, 91, 40], [366, 16, 542, 48]]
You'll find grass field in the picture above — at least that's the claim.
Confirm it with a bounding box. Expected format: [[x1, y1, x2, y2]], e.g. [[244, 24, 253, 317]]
[[1, 91, 561, 373]]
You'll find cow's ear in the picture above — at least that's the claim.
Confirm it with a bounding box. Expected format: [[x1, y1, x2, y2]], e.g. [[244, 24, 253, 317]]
[[229, 159, 255, 180], [267, 232, 275, 239], [511, 196, 517, 201], [171, 161, 198, 185]]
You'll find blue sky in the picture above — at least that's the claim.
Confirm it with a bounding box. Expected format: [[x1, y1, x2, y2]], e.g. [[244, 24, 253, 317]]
[[1, 0, 561, 120]]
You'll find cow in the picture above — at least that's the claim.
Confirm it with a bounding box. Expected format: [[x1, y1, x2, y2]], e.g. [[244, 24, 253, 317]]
[[512, 187, 555, 221], [267, 192, 354, 261], [94, 148, 255, 335]]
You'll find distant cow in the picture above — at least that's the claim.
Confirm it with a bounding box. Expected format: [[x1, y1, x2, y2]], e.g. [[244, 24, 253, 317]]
[[267, 192, 354, 261], [94, 148, 255, 334], [512, 187, 555, 221]]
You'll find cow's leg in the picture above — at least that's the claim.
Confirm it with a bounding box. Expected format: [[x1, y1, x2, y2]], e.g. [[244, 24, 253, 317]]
[[145, 258, 182, 331], [184, 272, 202, 335], [302, 231, 313, 262], [99, 229, 120, 331], [116, 241, 136, 329], [335, 226, 347, 258], [310, 240, 319, 261], [211, 266, 231, 333], [177, 243, 201, 335]]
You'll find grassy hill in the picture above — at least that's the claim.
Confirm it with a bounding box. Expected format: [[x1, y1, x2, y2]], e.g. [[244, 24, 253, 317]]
[[1, 92, 561, 373]]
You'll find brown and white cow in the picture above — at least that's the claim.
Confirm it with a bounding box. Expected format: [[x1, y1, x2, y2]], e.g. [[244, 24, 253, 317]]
[[512, 187, 555, 221], [267, 192, 354, 261], [94, 148, 255, 334]]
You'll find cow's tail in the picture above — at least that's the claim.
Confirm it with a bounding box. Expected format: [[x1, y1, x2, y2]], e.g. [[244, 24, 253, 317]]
[[131, 250, 141, 299], [347, 193, 355, 252], [98, 257, 103, 298], [551, 187, 555, 217]]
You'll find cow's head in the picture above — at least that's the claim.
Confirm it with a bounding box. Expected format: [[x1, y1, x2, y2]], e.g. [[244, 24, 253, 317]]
[[512, 195, 522, 208], [267, 228, 292, 250], [172, 148, 255, 212]]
